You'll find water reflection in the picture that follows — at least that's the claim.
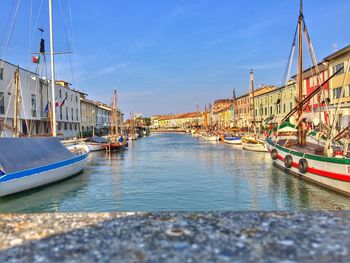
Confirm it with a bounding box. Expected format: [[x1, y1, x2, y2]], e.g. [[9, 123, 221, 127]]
[[0, 133, 349, 212]]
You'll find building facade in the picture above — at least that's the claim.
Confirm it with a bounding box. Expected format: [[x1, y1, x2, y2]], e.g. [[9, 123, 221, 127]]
[[324, 44, 350, 129], [80, 96, 97, 137]]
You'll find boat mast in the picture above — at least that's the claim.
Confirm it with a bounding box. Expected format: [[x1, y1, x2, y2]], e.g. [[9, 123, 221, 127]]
[[232, 88, 236, 127], [13, 67, 20, 138], [49, 0, 57, 137], [250, 69, 256, 133], [297, 0, 306, 146], [113, 89, 118, 136]]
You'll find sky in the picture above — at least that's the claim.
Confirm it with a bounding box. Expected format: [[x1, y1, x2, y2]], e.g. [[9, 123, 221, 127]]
[[1, 0, 349, 117]]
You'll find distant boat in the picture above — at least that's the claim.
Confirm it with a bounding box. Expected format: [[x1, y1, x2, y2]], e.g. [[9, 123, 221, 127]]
[[223, 136, 242, 145], [205, 135, 220, 141], [242, 138, 267, 152], [106, 89, 128, 151], [241, 70, 268, 153], [0, 137, 89, 197], [85, 137, 108, 151]]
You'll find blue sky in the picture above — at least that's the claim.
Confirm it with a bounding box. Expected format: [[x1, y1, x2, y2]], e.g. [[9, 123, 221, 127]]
[[1, 0, 349, 117]]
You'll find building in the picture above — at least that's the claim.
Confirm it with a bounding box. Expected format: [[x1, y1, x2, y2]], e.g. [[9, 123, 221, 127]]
[[80, 95, 97, 137], [96, 102, 111, 136], [0, 60, 81, 138], [0, 60, 45, 136], [254, 82, 296, 128], [324, 44, 350, 129], [53, 80, 82, 138], [154, 112, 203, 129]]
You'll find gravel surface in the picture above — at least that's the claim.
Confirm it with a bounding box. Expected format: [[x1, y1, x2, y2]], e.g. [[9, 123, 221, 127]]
[[0, 211, 349, 262]]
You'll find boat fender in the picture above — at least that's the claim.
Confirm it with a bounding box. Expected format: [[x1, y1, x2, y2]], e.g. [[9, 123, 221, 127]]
[[284, 155, 293, 168], [298, 158, 308, 173], [271, 149, 278, 160]]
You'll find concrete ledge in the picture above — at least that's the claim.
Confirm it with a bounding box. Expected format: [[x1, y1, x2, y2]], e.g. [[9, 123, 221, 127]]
[[0, 211, 349, 262]]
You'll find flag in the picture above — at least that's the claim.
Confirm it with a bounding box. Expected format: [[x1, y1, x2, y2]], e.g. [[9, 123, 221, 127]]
[[60, 94, 67, 107], [44, 102, 49, 114], [32, 56, 40, 64]]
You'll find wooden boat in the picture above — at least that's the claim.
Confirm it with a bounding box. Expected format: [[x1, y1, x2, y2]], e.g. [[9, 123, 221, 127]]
[[85, 137, 108, 152], [106, 89, 128, 151], [267, 1, 350, 195], [0, 137, 90, 197]]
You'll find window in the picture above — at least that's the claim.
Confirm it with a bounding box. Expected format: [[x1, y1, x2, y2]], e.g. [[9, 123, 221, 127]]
[[71, 108, 74, 121], [76, 96, 78, 103], [0, 92, 4, 114], [333, 87, 342, 99], [31, 94, 37, 117], [270, 106, 272, 115], [264, 107, 267, 115], [59, 90, 62, 98], [76, 109, 79, 121], [0, 67, 3, 80], [66, 106, 68, 120], [60, 107, 62, 119], [333, 63, 344, 75], [64, 123, 67, 130], [70, 123, 72, 130], [277, 104, 280, 114], [255, 109, 258, 117], [290, 102, 293, 111], [283, 104, 286, 113]]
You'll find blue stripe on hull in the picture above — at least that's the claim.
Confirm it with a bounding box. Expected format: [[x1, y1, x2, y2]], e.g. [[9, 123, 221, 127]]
[[0, 153, 89, 183]]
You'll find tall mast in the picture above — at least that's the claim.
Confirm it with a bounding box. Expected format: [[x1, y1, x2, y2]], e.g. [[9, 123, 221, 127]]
[[13, 67, 20, 138], [232, 88, 236, 126], [113, 89, 119, 136], [250, 69, 256, 133], [297, 0, 305, 146], [49, 0, 57, 136]]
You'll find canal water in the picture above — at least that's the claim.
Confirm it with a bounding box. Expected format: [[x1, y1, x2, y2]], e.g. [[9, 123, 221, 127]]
[[0, 133, 349, 212]]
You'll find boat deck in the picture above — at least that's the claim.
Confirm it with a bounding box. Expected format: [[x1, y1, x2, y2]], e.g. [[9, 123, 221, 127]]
[[277, 139, 350, 158]]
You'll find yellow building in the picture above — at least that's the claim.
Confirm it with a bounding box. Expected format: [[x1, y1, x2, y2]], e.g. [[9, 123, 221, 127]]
[[248, 85, 276, 127], [80, 97, 97, 136], [324, 44, 350, 129], [254, 82, 296, 128]]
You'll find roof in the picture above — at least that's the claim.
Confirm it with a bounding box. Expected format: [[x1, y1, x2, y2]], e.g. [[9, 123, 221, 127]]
[[291, 61, 328, 79], [324, 44, 350, 61]]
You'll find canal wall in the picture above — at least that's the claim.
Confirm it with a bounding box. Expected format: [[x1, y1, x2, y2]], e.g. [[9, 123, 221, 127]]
[[0, 211, 349, 262]]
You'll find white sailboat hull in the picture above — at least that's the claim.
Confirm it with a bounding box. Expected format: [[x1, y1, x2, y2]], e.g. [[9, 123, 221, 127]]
[[243, 142, 268, 152], [86, 142, 105, 152], [223, 139, 242, 145], [0, 145, 90, 197], [205, 136, 219, 141], [267, 139, 350, 195]]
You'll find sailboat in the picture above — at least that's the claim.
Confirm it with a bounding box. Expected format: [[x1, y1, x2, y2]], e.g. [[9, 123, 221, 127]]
[[266, 0, 350, 195], [242, 70, 268, 152], [0, 0, 89, 197], [106, 89, 128, 151]]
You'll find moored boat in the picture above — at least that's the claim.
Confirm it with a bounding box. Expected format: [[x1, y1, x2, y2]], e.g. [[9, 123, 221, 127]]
[[267, 0, 350, 195], [0, 137, 89, 197], [223, 136, 242, 145], [243, 140, 268, 152], [85, 137, 108, 151]]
